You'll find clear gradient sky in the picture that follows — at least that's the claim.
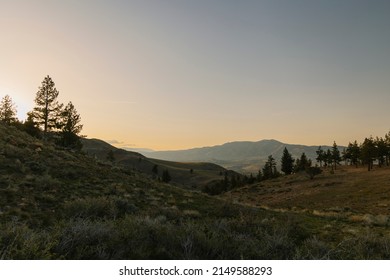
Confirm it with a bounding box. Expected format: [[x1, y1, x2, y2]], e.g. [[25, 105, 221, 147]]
[[1, 0, 389, 150]]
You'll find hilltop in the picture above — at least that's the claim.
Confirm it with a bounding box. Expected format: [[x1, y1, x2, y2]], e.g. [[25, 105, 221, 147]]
[[142, 140, 341, 173]]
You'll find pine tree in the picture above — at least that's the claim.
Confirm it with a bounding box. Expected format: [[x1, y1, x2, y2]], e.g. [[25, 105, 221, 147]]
[[375, 137, 387, 167], [360, 137, 376, 171], [281, 147, 294, 175], [58, 101, 83, 149], [32, 75, 63, 137], [0, 95, 17, 125], [22, 111, 41, 137], [385, 132, 390, 166], [325, 149, 332, 168], [316, 146, 325, 167], [351, 141, 361, 167], [341, 148, 348, 165], [256, 170, 263, 182], [262, 155, 278, 179], [294, 152, 311, 172], [331, 141, 342, 170]]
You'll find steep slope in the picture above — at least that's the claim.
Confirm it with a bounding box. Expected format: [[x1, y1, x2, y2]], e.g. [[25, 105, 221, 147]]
[[0, 124, 239, 229], [144, 140, 341, 172]]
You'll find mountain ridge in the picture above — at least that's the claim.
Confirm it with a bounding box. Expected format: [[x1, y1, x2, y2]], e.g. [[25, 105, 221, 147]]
[[142, 139, 344, 173]]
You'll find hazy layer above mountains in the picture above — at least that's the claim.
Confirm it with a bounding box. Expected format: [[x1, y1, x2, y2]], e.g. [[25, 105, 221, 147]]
[[135, 139, 340, 173], [122, 147, 155, 153]]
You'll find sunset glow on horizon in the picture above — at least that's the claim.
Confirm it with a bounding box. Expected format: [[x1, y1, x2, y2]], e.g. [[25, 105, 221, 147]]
[[1, 0, 390, 150]]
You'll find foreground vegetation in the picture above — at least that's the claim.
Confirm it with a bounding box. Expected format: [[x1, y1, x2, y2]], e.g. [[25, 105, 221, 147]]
[[3, 200, 390, 260], [1, 123, 390, 259]]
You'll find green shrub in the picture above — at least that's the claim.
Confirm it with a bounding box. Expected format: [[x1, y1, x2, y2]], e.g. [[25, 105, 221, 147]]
[[0, 221, 56, 259], [54, 219, 115, 259], [34, 174, 62, 191], [62, 197, 117, 220], [62, 196, 138, 220], [26, 161, 47, 174], [336, 233, 390, 259], [294, 236, 333, 260]]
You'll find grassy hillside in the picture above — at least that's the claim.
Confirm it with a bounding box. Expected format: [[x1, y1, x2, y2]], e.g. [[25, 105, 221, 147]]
[[2, 123, 390, 259], [226, 166, 390, 224], [225, 166, 390, 214]]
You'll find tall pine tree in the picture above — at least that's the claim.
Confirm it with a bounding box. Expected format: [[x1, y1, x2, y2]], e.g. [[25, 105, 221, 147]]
[[281, 147, 294, 175], [32, 75, 63, 137]]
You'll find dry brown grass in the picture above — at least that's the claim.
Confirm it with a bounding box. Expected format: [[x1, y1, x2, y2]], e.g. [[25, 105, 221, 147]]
[[226, 166, 390, 217]]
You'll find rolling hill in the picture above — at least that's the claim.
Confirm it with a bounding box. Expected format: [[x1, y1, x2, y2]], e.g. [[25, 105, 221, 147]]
[[81, 138, 236, 190], [142, 140, 343, 173]]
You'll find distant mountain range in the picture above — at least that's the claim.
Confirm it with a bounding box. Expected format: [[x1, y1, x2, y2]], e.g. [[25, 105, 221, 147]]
[[81, 138, 236, 189], [142, 139, 344, 173]]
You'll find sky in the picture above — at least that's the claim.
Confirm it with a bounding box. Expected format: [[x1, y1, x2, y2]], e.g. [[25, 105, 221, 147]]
[[1, 0, 390, 150]]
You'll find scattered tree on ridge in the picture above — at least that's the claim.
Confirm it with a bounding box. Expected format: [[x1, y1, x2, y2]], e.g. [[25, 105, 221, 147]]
[[375, 137, 387, 167], [360, 137, 376, 171], [262, 155, 279, 180], [58, 101, 83, 149], [331, 141, 342, 170], [32, 75, 63, 137], [316, 146, 325, 167], [281, 147, 294, 175], [324, 149, 333, 168], [0, 95, 18, 125], [294, 152, 311, 172], [23, 111, 41, 137], [344, 141, 360, 167], [385, 132, 390, 166]]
